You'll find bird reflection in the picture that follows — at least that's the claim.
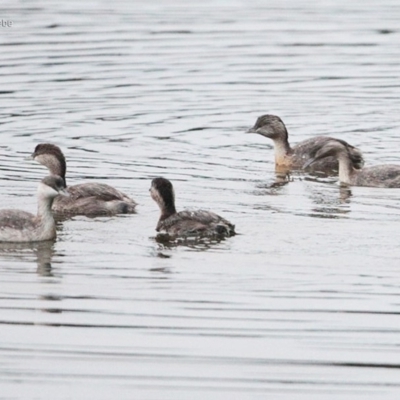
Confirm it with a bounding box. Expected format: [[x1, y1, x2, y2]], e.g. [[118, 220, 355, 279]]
[[252, 168, 353, 218], [254, 171, 292, 193], [307, 184, 352, 218], [35, 240, 57, 276], [153, 232, 231, 256], [271, 170, 292, 188], [339, 185, 353, 203], [38, 293, 63, 314], [0, 240, 57, 276]]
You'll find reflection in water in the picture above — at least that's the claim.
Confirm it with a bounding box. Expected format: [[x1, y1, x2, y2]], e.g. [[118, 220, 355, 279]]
[[38, 294, 63, 314], [339, 186, 353, 203], [153, 233, 232, 258], [307, 184, 353, 218], [35, 241, 57, 276], [253, 172, 353, 218], [254, 171, 292, 194], [0, 240, 56, 276], [0, 241, 64, 317], [1, 0, 400, 397], [271, 171, 292, 188]]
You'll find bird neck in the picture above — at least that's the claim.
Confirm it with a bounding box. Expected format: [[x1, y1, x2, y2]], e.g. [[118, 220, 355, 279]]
[[273, 138, 293, 165], [37, 154, 67, 186], [337, 152, 357, 184], [160, 203, 177, 221], [37, 193, 56, 224]]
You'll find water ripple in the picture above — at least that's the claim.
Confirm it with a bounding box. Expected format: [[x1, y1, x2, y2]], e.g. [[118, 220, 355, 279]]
[[1, 0, 400, 398]]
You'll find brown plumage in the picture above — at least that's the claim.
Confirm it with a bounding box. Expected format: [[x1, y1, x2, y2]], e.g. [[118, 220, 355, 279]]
[[150, 177, 235, 238], [305, 140, 400, 188], [32, 144, 137, 216], [246, 114, 364, 174]]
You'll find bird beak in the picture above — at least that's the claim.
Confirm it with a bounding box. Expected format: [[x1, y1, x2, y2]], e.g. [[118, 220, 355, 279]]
[[246, 127, 257, 134], [24, 153, 36, 161]]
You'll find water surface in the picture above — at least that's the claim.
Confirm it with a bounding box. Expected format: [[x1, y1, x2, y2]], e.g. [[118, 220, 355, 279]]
[[1, 0, 400, 398]]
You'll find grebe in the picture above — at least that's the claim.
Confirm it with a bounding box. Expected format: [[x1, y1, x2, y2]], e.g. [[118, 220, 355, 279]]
[[32, 143, 137, 216], [246, 114, 364, 173], [305, 140, 400, 188], [150, 177, 235, 238], [0, 175, 68, 242]]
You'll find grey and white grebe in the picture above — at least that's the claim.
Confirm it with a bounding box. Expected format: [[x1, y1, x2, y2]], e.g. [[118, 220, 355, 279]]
[[32, 143, 137, 216], [0, 175, 68, 242], [305, 140, 400, 188]]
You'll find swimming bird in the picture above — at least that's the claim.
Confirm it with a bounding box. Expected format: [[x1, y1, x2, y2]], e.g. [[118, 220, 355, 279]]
[[246, 114, 364, 173], [31, 143, 137, 216], [304, 140, 400, 188], [150, 177, 235, 238], [0, 175, 68, 242]]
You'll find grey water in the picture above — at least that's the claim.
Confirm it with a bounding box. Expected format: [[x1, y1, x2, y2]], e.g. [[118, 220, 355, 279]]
[[1, 0, 400, 398]]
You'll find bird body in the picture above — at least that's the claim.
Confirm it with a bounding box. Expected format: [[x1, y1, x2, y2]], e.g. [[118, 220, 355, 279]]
[[0, 175, 68, 242], [247, 114, 364, 173], [32, 143, 136, 216], [305, 140, 400, 188], [150, 177, 235, 239]]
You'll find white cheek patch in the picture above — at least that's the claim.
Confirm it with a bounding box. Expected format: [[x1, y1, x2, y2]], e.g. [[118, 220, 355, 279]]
[[38, 183, 59, 198], [150, 188, 165, 208], [34, 155, 47, 174], [35, 154, 57, 170]]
